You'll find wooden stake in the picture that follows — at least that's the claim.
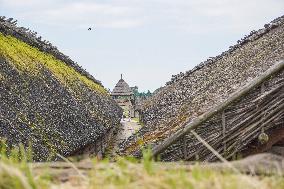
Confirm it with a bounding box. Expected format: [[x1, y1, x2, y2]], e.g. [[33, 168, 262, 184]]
[[183, 135, 187, 159], [222, 111, 227, 154]]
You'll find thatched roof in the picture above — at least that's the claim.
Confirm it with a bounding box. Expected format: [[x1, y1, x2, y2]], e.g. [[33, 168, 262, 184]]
[[120, 15, 284, 159], [112, 75, 133, 96], [0, 17, 122, 161]]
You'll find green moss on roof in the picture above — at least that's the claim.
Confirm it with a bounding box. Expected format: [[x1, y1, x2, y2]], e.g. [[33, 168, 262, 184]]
[[17, 112, 62, 155], [0, 73, 4, 81], [0, 33, 107, 95]]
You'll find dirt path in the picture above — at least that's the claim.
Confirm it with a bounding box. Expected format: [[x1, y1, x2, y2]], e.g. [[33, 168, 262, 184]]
[[110, 119, 141, 157]]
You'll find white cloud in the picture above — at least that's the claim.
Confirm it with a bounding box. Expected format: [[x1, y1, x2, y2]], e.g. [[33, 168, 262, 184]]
[[0, 0, 143, 29], [44, 2, 132, 16], [0, 0, 41, 6], [143, 0, 284, 33], [0, 0, 55, 9], [27, 2, 142, 29], [1, 0, 283, 31]]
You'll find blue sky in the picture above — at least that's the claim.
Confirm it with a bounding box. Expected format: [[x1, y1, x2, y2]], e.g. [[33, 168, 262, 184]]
[[0, 0, 284, 91]]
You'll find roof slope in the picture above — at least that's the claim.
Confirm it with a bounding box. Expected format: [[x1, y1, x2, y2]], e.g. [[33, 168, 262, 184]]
[[112, 78, 134, 96], [121, 15, 284, 155], [0, 16, 102, 86], [0, 17, 122, 161]]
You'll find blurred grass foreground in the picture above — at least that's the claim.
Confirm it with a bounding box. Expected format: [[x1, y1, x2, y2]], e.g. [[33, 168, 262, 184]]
[[1, 143, 284, 189]]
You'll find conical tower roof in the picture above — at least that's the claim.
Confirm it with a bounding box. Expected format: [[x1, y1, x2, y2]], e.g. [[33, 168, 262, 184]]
[[111, 74, 133, 96]]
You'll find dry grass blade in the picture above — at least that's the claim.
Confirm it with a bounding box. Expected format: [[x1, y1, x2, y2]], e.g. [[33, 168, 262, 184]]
[[191, 130, 239, 172], [0, 162, 32, 189], [191, 131, 265, 189]]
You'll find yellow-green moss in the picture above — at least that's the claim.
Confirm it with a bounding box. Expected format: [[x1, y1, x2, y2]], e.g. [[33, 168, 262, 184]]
[[0, 33, 108, 95], [0, 73, 4, 81], [17, 112, 65, 155]]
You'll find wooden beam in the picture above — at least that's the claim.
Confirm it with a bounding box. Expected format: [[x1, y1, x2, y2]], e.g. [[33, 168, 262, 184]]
[[222, 111, 227, 154], [152, 60, 284, 157], [182, 136, 187, 159]]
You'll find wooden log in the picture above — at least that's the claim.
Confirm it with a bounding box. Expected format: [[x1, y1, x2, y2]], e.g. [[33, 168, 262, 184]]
[[183, 135, 187, 159], [206, 153, 284, 176], [222, 111, 226, 154], [186, 92, 283, 161], [152, 60, 284, 157], [225, 110, 284, 159], [223, 91, 284, 143], [241, 107, 284, 142], [261, 83, 265, 94], [192, 87, 284, 161], [252, 83, 284, 103], [224, 97, 284, 144], [190, 94, 283, 161]]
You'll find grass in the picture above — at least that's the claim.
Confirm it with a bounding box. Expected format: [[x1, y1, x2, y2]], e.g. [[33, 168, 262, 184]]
[[0, 141, 40, 189], [89, 161, 284, 189], [0, 73, 4, 81], [1, 144, 284, 189], [132, 117, 140, 123]]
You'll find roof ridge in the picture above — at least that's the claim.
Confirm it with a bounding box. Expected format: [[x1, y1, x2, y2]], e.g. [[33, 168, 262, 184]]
[[111, 77, 134, 95], [166, 15, 284, 86]]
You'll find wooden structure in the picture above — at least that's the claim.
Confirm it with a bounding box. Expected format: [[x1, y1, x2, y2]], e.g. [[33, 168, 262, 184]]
[[153, 60, 284, 161], [120, 16, 284, 161], [111, 74, 135, 118]]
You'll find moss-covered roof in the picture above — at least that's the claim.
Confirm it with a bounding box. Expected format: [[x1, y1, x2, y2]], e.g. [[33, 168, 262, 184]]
[[0, 18, 122, 161]]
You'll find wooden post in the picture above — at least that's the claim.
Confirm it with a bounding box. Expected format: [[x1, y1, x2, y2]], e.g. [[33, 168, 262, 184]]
[[261, 83, 265, 94], [222, 111, 227, 155], [182, 135, 187, 159], [94, 140, 97, 154], [195, 153, 199, 161], [260, 83, 265, 133], [100, 137, 103, 152]]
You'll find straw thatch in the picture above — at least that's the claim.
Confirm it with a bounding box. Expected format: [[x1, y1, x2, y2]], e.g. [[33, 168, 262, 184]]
[[112, 77, 134, 96], [0, 17, 122, 161], [120, 15, 284, 161]]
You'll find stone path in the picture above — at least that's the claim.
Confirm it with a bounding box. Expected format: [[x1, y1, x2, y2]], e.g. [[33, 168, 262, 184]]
[[111, 119, 141, 156]]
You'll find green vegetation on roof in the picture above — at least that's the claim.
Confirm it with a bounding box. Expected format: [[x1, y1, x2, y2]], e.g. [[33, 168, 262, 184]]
[[0, 73, 4, 81], [0, 33, 107, 95]]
